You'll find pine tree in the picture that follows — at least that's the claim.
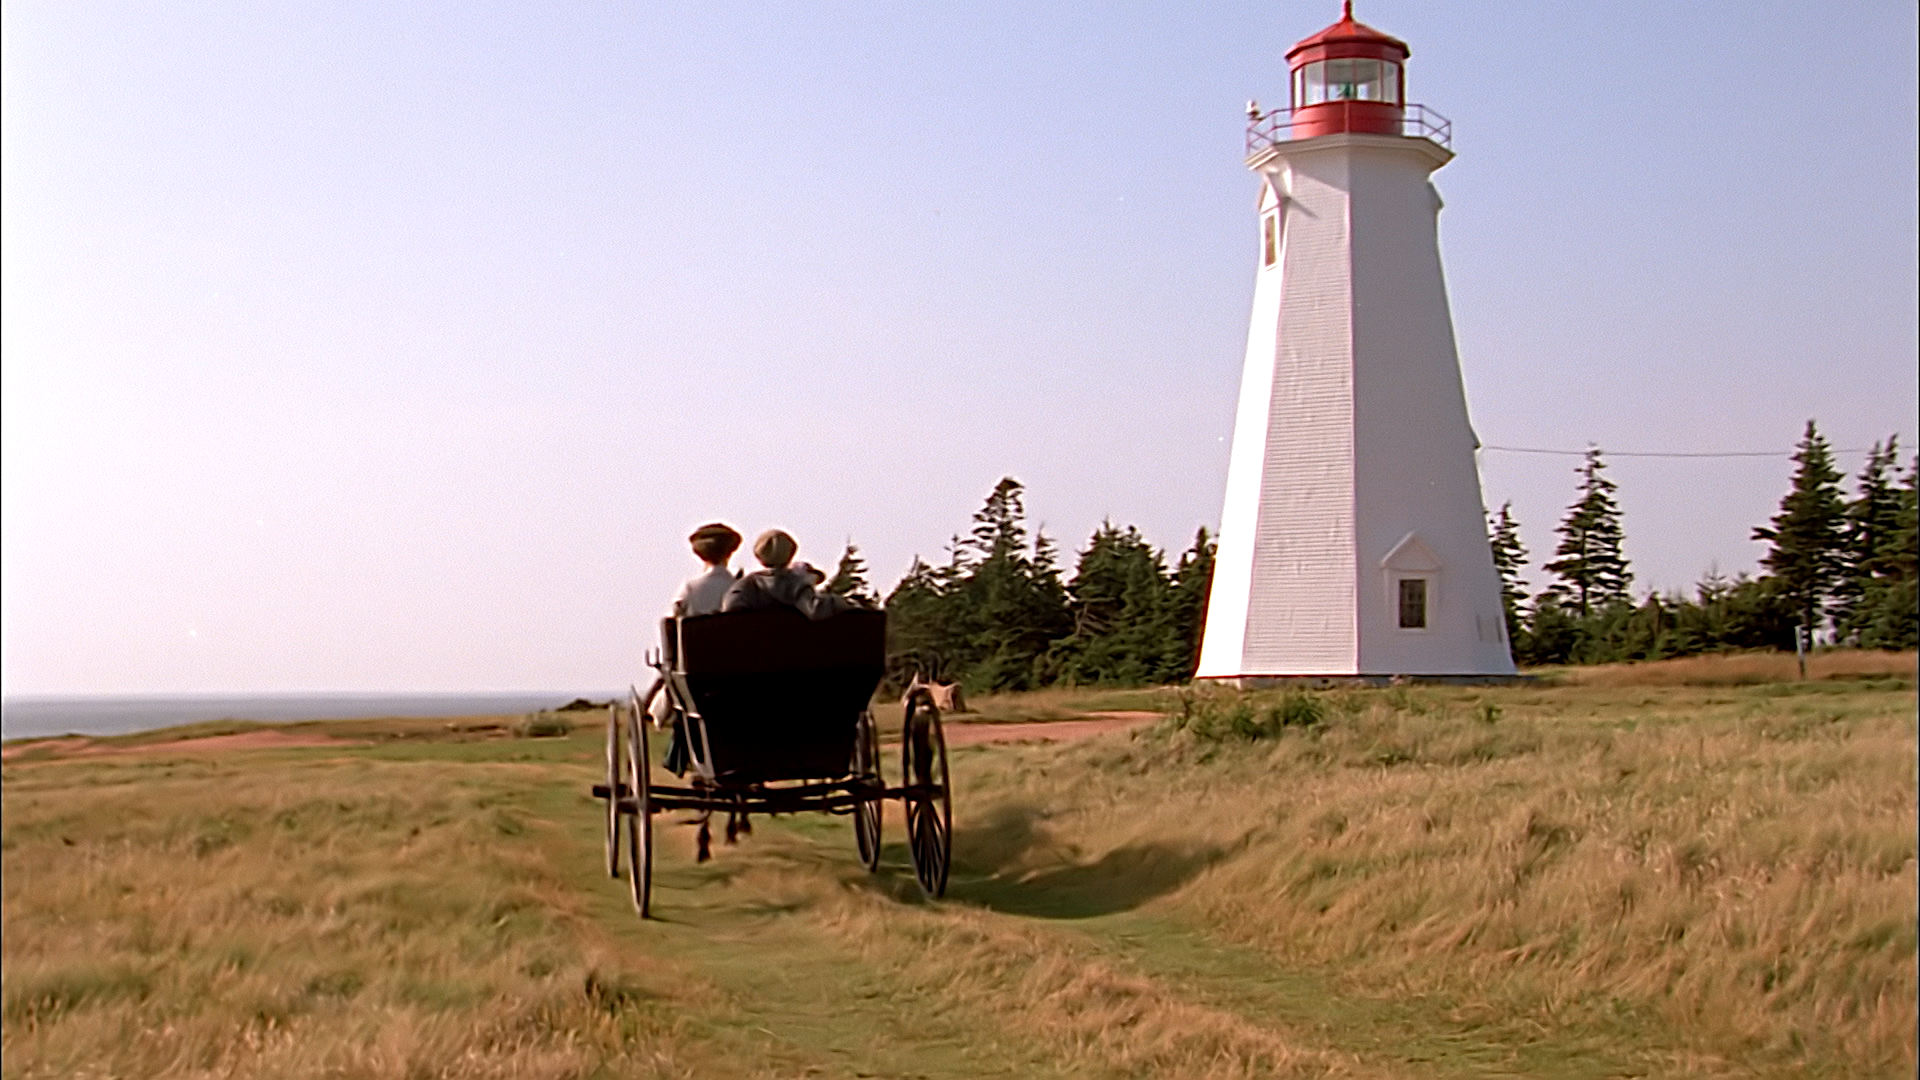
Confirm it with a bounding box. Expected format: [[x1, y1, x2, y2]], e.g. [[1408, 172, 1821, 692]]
[[1164, 527, 1216, 681], [883, 479, 1077, 692], [1834, 438, 1904, 642], [1850, 453, 1918, 650], [883, 557, 957, 687], [965, 477, 1028, 565], [1851, 438, 1906, 576], [955, 477, 1070, 691], [1752, 421, 1848, 636], [1518, 594, 1578, 666], [824, 541, 876, 607], [1048, 523, 1173, 685], [1719, 574, 1801, 651], [1487, 502, 1529, 643], [1541, 448, 1631, 617]]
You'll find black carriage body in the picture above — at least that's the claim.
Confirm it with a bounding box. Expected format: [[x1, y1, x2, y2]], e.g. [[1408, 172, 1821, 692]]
[[596, 604, 950, 915], [672, 607, 885, 784]]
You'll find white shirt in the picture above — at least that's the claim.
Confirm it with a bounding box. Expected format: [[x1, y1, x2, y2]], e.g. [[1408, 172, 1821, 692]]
[[671, 564, 738, 617]]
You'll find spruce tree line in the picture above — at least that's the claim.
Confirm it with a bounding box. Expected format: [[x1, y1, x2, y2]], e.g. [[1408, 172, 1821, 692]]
[[862, 421, 1914, 691], [873, 477, 1216, 693], [1504, 422, 1917, 665]]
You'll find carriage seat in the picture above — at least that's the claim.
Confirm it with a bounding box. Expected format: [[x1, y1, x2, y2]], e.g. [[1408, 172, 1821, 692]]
[[665, 607, 885, 782]]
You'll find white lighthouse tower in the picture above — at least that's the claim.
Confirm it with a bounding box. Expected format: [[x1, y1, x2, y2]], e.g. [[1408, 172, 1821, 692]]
[[1196, 3, 1516, 683]]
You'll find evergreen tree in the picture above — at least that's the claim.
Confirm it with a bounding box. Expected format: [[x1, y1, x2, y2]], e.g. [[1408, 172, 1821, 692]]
[[1541, 448, 1631, 617], [824, 541, 877, 607], [1850, 438, 1906, 577], [1487, 502, 1529, 643], [1716, 573, 1802, 651], [1753, 421, 1848, 636], [964, 477, 1028, 564], [1572, 594, 1667, 664], [883, 479, 1075, 692], [883, 557, 957, 687], [1029, 522, 1075, 630], [1661, 569, 1735, 656], [1164, 527, 1217, 680], [1849, 454, 1918, 650], [1834, 438, 1905, 643], [954, 478, 1071, 692], [1517, 594, 1579, 666], [1047, 523, 1173, 685]]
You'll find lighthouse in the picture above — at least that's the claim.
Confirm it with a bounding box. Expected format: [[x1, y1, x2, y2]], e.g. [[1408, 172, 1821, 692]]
[[1196, 4, 1516, 683]]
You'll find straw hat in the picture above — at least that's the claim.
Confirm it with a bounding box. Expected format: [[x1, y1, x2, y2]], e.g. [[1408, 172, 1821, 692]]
[[688, 522, 741, 562]]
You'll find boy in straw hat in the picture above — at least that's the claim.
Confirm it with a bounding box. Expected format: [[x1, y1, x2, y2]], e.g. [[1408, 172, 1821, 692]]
[[650, 522, 743, 734], [721, 529, 849, 620], [670, 522, 743, 617]]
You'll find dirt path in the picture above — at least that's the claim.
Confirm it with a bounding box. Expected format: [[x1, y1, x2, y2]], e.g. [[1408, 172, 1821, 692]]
[[942, 710, 1161, 747], [1, 736, 90, 762], [88, 730, 368, 755]]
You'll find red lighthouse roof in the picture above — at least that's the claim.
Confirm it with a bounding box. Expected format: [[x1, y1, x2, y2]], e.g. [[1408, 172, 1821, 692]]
[[1245, 1, 1450, 153], [1286, 2, 1409, 64]]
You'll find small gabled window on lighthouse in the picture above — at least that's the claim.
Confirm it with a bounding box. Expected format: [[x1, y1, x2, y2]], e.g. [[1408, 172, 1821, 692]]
[[1262, 213, 1279, 267], [1397, 578, 1428, 629]]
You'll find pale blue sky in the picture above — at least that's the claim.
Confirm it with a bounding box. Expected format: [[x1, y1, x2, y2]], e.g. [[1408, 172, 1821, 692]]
[[4, 1, 1915, 693]]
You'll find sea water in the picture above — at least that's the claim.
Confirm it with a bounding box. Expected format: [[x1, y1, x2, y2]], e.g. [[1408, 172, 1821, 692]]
[[0, 692, 626, 741]]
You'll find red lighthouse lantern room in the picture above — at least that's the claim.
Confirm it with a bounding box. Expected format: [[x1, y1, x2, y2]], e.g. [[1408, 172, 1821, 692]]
[[1285, 2, 1409, 139]]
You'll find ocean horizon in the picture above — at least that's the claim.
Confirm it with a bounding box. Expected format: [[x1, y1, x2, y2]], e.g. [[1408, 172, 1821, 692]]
[[0, 691, 629, 741]]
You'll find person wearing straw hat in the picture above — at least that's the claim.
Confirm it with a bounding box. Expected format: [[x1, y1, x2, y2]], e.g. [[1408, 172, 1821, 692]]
[[669, 522, 743, 617], [721, 529, 849, 620], [650, 522, 743, 736]]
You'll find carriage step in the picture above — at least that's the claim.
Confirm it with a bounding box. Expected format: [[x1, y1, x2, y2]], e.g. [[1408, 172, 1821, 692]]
[[590, 783, 634, 800]]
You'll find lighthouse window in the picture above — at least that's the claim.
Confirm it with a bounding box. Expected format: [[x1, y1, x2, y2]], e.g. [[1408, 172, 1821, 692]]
[[1297, 59, 1402, 107], [1397, 577, 1428, 629], [1262, 214, 1279, 267]]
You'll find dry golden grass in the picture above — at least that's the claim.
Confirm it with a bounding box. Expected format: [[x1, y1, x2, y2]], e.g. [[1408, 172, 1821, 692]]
[[812, 894, 1370, 1078], [0, 750, 734, 1080], [940, 675, 1918, 1076], [1555, 648, 1918, 687], [689, 847, 1371, 1079], [5, 667, 1913, 1078]]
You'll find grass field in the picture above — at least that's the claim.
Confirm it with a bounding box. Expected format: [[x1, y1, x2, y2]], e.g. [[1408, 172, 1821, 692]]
[[4, 652, 1915, 1078]]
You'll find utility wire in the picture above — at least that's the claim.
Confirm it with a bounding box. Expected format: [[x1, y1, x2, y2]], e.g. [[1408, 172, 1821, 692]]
[[1481, 444, 1881, 459]]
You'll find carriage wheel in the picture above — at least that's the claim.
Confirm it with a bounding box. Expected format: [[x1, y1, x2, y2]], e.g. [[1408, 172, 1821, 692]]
[[622, 708, 654, 917], [901, 690, 952, 898], [604, 705, 623, 878], [853, 709, 883, 872]]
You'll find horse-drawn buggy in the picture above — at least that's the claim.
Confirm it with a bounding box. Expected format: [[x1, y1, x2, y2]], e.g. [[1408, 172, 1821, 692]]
[[591, 607, 952, 917]]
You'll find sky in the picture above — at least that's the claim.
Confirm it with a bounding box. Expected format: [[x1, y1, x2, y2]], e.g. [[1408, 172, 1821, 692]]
[[3, 0, 1915, 695]]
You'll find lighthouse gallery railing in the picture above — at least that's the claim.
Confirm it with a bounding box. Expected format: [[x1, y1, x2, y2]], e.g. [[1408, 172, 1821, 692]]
[[1245, 103, 1452, 156]]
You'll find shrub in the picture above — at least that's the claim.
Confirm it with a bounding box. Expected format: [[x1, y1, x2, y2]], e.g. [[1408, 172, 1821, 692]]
[[512, 714, 573, 739], [1180, 691, 1325, 742]]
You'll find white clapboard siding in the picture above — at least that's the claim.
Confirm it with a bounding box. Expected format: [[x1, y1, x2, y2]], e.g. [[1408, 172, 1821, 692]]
[[1198, 132, 1517, 680]]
